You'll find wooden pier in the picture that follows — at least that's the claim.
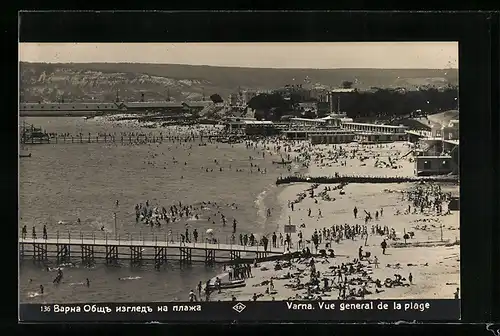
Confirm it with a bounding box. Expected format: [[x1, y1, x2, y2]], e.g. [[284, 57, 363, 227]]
[[22, 133, 167, 145], [18, 233, 286, 268], [21, 132, 238, 145]]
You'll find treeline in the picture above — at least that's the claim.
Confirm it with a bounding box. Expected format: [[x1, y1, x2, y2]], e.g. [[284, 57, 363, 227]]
[[248, 86, 459, 121], [337, 86, 458, 119]]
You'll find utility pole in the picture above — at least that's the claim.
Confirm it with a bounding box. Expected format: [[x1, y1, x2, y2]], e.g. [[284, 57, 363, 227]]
[[114, 212, 117, 239]]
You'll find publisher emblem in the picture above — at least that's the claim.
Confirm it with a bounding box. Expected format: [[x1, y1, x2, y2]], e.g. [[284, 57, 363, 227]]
[[232, 303, 246, 313]]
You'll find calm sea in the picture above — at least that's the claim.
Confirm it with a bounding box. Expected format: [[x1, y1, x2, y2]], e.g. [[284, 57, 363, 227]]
[[19, 117, 291, 303]]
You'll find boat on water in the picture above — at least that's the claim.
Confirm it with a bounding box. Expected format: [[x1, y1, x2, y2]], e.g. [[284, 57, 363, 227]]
[[19, 153, 32, 158], [273, 159, 292, 165]]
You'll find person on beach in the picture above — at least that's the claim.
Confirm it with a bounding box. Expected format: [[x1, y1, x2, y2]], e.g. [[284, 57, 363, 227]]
[[205, 280, 211, 301], [409, 273, 413, 284], [53, 269, 63, 284], [374, 256, 379, 268], [353, 206, 358, 219], [381, 239, 387, 255], [263, 236, 269, 252], [21, 225, 27, 239], [189, 290, 197, 302], [43, 225, 47, 240], [215, 277, 222, 293], [39, 285, 44, 295], [32, 226, 37, 239], [197, 281, 202, 297]]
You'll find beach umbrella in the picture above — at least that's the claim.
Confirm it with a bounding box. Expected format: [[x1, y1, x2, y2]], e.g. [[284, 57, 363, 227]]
[[206, 229, 214, 235]]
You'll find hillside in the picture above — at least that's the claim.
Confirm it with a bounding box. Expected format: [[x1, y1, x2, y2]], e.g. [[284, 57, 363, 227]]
[[19, 62, 459, 103], [427, 109, 459, 126]]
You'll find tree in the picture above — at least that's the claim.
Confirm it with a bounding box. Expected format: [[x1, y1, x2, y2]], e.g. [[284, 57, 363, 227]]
[[341, 80, 354, 89], [210, 94, 223, 103], [247, 93, 292, 121]]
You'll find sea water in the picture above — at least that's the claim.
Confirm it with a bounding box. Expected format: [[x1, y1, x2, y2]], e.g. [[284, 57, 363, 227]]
[[19, 117, 288, 303]]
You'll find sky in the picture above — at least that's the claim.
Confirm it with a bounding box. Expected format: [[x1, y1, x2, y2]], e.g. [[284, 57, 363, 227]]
[[19, 42, 458, 69]]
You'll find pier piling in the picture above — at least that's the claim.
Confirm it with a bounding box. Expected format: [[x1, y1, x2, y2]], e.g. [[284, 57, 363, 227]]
[[179, 247, 192, 266], [81, 245, 94, 265], [154, 247, 168, 269], [205, 249, 216, 266], [130, 246, 143, 266]]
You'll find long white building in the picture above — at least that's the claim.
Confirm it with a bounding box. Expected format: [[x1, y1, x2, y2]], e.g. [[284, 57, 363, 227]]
[[341, 122, 408, 134]]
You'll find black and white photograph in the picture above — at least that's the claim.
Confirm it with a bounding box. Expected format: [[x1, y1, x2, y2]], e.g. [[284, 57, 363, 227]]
[[18, 42, 460, 308]]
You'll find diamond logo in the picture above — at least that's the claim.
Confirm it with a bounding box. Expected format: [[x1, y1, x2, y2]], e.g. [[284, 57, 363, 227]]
[[232, 303, 246, 313]]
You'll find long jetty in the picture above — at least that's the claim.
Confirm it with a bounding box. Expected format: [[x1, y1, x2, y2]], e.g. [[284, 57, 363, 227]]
[[18, 232, 287, 268], [276, 175, 459, 185], [20, 132, 238, 145]]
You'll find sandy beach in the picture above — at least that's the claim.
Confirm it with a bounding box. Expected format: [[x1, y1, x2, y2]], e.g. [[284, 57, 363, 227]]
[[20, 116, 459, 303], [203, 140, 460, 302]]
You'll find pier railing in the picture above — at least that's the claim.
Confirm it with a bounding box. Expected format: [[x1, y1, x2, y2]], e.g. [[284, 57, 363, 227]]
[[19, 230, 302, 253], [21, 131, 233, 145]]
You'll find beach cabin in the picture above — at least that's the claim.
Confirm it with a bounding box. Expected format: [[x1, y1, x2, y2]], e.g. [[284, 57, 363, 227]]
[[243, 120, 277, 136], [309, 130, 355, 144], [225, 117, 271, 134], [414, 155, 455, 176], [354, 132, 407, 144]]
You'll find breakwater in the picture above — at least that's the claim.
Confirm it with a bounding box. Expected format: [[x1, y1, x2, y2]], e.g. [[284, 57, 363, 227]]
[[275, 175, 459, 185]]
